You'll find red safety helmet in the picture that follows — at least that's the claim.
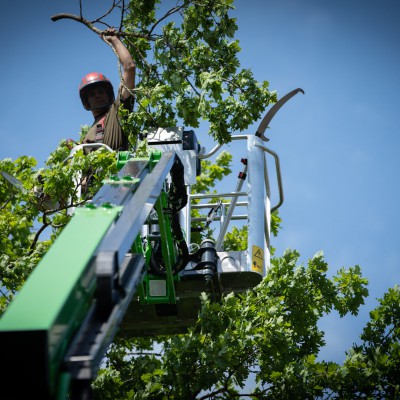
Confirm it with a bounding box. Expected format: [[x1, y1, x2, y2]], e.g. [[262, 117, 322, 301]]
[[79, 72, 115, 110]]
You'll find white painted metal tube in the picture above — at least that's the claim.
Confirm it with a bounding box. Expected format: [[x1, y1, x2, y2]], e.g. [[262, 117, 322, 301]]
[[247, 135, 269, 276]]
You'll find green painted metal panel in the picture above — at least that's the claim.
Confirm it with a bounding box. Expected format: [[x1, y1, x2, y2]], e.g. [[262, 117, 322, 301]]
[[0, 204, 123, 397], [1, 205, 122, 330]]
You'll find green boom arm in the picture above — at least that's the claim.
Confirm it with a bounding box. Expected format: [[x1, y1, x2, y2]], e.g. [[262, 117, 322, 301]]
[[0, 151, 179, 400]]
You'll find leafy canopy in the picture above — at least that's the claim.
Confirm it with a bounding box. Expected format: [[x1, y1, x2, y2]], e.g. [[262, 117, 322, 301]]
[[118, 0, 276, 145]]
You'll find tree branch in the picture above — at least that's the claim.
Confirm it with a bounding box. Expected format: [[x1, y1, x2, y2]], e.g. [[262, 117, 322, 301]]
[[29, 218, 50, 252], [51, 13, 102, 35], [51, 12, 150, 40], [0, 197, 12, 210]]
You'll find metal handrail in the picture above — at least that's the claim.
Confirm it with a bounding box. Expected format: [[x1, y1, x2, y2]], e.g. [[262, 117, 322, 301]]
[[190, 191, 247, 200], [255, 143, 284, 212], [62, 143, 116, 213], [192, 134, 284, 254], [191, 215, 247, 223], [63, 143, 114, 164], [197, 135, 248, 160], [192, 201, 248, 210], [215, 161, 248, 250]]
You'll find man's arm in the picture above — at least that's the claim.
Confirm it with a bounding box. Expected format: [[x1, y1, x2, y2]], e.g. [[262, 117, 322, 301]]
[[103, 28, 136, 99]]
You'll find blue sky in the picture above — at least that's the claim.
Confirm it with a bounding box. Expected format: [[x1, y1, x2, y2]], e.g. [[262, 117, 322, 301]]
[[1, 0, 400, 364]]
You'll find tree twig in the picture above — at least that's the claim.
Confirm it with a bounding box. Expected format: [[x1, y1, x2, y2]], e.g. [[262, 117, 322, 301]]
[[119, 0, 125, 32], [91, 0, 117, 24], [148, 5, 186, 36]]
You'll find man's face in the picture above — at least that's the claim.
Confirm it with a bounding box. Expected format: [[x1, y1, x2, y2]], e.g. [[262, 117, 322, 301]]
[[86, 85, 110, 110]]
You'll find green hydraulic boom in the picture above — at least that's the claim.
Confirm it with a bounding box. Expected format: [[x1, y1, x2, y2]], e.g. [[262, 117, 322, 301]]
[[0, 149, 187, 399]]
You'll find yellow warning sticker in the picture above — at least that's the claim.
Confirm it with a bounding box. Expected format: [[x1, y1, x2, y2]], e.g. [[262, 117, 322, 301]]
[[251, 245, 264, 273]]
